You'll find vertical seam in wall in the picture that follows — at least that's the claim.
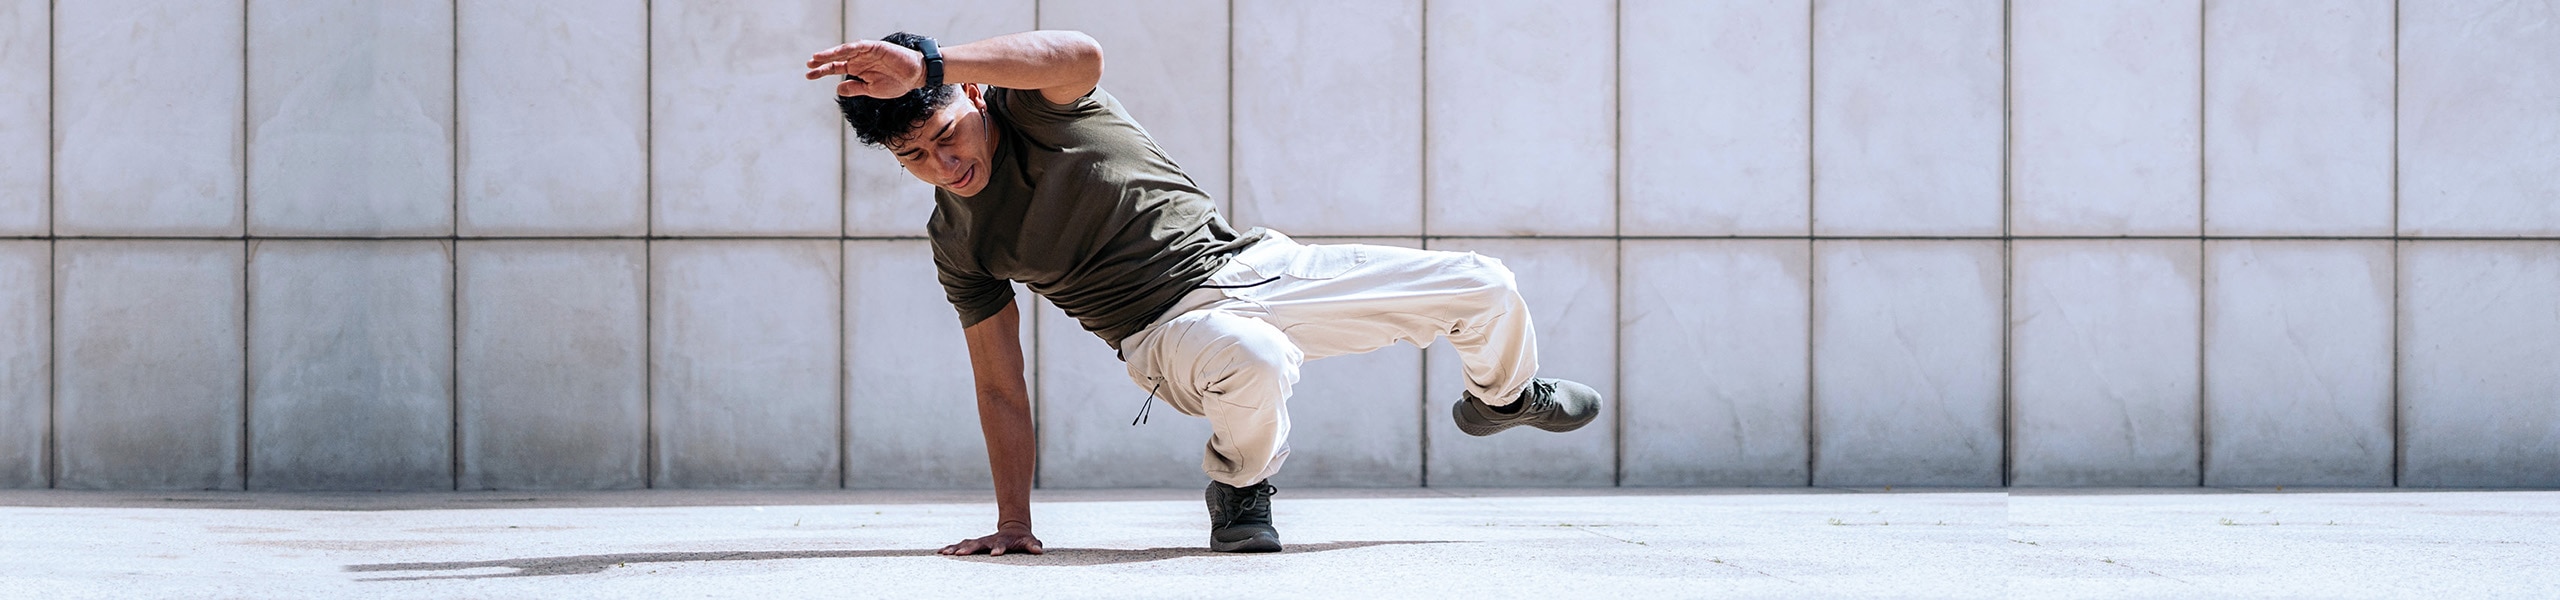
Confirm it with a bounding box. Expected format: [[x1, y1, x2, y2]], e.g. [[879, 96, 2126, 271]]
[[1998, 0, 2014, 488], [46, 240, 57, 488], [1610, 0, 1623, 488], [1416, 0, 1430, 488], [2389, 0, 2403, 488], [44, 0, 57, 489], [449, 0, 462, 492], [2194, 0, 2209, 487], [239, 0, 254, 490], [1804, 0, 1818, 487]]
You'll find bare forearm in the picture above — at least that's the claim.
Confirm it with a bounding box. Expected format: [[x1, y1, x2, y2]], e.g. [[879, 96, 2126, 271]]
[[943, 31, 1103, 103], [977, 387, 1036, 530]]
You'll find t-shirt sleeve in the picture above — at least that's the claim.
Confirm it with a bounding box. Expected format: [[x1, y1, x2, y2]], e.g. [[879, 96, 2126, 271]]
[[990, 85, 1110, 142], [932, 238, 1015, 329]]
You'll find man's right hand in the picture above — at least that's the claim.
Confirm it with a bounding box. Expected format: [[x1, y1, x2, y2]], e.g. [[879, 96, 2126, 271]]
[[937, 528, 1045, 556]]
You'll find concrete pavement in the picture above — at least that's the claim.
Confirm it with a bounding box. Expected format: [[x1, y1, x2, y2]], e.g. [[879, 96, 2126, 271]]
[[0, 488, 2551, 598]]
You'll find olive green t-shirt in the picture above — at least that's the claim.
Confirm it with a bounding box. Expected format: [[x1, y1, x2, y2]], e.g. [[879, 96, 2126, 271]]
[[928, 86, 1262, 350]]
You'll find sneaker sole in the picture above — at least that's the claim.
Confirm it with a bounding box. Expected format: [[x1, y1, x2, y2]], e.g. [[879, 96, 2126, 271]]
[[1210, 531, 1282, 553], [1453, 402, 1595, 437]]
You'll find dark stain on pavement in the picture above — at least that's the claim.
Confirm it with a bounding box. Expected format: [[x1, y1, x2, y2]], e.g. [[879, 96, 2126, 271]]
[[346, 541, 1459, 580]]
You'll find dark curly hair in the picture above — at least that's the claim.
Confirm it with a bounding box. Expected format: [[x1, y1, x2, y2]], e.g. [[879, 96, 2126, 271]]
[[837, 32, 960, 147]]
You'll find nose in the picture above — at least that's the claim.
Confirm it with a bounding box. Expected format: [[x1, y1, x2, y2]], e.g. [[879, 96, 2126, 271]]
[[940, 153, 966, 183]]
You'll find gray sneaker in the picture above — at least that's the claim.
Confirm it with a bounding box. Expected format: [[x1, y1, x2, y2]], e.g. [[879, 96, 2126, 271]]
[[1206, 481, 1281, 553], [1452, 378, 1602, 436]]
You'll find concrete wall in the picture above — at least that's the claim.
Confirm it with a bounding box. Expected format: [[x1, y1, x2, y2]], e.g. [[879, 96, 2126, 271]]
[[2, 0, 2557, 490]]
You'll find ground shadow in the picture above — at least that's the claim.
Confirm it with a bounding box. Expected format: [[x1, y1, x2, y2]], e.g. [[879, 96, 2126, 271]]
[[346, 541, 1458, 580]]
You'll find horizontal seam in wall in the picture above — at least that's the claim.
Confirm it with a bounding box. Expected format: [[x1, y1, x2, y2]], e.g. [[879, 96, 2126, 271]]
[[12, 236, 2560, 242]]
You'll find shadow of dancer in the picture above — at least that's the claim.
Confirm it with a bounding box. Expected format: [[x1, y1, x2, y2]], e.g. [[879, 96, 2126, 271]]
[[346, 541, 1460, 580]]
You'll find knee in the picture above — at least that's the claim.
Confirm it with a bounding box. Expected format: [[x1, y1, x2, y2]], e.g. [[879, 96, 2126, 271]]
[[1191, 313, 1302, 388], [1453, 253, 1522, 305]]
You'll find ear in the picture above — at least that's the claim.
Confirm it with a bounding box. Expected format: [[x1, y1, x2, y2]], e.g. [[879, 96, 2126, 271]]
[[963, 83, 987, 111]]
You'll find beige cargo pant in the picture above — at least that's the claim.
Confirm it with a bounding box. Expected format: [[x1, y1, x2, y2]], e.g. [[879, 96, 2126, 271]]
[[1119, 231, 1541, 488]]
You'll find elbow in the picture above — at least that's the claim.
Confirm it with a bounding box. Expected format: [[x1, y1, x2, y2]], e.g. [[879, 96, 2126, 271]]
[[1070, 32, 1100, 83], [1059, 30, 1104, 84]]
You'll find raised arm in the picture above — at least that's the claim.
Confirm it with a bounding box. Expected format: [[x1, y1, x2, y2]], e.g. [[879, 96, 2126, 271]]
[[937, 301, 1044, 556], [806, 30, 1104, 105]]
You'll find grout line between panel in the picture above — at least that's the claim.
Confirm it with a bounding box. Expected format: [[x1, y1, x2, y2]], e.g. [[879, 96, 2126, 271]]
[[45, 240, 56, 488], [240, 241, 251, 490], [1804, 0, 1818, 487], [1416, 0, 1430, 488], [42, 0, 57, 489], [2195, 237, 2207, 486], [449, 0, 461, 492], [239, 0, 253, 491], [24, 234, 2560, 242], [1999, 0, 2014, 488], [2194, 0, 2208, 488]]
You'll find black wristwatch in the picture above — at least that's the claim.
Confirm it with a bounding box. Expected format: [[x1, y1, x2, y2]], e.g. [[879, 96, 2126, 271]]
[[899, 36, 943, 89]]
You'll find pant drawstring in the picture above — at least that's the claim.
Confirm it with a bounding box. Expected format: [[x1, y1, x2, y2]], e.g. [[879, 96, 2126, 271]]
[[1132, 378, 1165, 426]]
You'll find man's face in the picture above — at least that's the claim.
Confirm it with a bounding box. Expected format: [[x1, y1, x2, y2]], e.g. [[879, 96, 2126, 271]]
[[888, 84, 996, 197]]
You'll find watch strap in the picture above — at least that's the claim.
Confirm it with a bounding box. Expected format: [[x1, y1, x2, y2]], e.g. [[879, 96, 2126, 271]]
[[908, 36, 943, 89]]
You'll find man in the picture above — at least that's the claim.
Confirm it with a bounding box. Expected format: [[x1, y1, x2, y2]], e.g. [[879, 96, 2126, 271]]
[[804, 30, 1601, 555]]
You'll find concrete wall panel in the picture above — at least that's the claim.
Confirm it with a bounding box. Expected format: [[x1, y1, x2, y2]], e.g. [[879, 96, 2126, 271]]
[[1625, 0, 1808, 237], [1812, 240, 2003, 486], [2203, 240, 2392, 487], [1812, 0, 2004, 236], [457, 241, 645, 490], [650, 0, 842, 237], [53, 0, 243, 236], [0, 0, 42, 235], [1035, 296, 1210, 488], [1623, 240, 1810, 486], [457, 0, 646, 237], [2202, 0, 2393, 236], [841, 0, 1036, 237], [651, 240, 842, 488], [0, 242, 44, 488], [1424, 0, 1615, 236], [248, 241, 453, 491], [1039, 0, 1230, 215], [843, 240, 1034, 489], [2011, 0, 2202, 236], [2010, 240, 2201, 486], [1231, 0, 1423, 237], [2401, 242, 2560, 487], [248, 0, 455, 237], [1424, 239, 1617, 486], [2399, 0, 2560, 236], [53, 242, 242, 490]]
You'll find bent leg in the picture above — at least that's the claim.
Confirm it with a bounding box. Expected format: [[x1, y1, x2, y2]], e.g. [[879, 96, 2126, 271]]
[[1124, 309, 1301, 487], [1235, 241, 1541, 406]]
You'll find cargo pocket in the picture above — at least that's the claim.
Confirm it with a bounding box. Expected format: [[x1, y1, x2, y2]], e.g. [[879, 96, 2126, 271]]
[[1282, 244, 1366, 280]]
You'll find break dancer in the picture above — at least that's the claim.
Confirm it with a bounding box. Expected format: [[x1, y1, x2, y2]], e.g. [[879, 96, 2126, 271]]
[[805, 30, 1601, 554]]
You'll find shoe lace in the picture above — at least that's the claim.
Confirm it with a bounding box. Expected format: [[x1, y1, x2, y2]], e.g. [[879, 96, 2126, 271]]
[[1214, 484, 1278, 527], [1519, 379, 1557, 411]]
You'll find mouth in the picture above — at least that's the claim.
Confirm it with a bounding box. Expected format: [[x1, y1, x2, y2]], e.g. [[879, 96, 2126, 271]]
[[945, 164, 976, 191]]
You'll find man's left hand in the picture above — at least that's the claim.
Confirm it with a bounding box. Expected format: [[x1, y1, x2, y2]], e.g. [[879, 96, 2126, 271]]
[[805, 41, 926, 98]]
